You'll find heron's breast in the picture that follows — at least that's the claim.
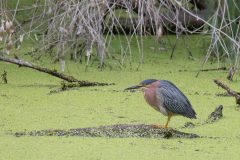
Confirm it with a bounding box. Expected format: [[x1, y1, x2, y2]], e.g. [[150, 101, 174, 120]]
[[143, 87, 168, 116], [143, 89, 160, 111]]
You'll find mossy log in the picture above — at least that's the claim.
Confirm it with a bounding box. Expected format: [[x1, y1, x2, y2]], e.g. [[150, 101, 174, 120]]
[[0, 56, 113, 86], [15, 124, 199, 139]]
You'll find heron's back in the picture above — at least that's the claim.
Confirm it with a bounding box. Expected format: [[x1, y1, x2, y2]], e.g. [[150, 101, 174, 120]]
[[157, 80, 196, 119]]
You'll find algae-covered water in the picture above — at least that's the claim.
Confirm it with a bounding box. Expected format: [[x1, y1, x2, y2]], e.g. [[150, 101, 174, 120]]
[[0, 35, 240, 159]]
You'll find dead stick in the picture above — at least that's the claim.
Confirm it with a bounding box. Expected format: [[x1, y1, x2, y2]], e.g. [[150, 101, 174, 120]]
[[213, 79, 240, 104], [0, 56, 113, 86], [196, 67, 227, 77], [200, 67, 227, 72]]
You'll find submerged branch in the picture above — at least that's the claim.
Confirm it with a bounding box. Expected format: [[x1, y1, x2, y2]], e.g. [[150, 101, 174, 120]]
[[182, 105, 224, 128], [60, 81, 114, 90], [207, 105, 223, 123], [0, 70, 7, 84], [195, 67, 227, 77], [200, 67, 227, 72]]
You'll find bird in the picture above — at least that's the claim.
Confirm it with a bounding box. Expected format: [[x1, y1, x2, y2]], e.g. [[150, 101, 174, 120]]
[[125, 79, 196, 128]]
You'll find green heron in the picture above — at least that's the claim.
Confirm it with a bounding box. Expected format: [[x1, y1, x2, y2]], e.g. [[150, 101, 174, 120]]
[[125, 79, 196, 128]]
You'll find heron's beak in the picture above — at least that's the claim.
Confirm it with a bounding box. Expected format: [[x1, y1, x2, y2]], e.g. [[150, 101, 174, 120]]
[[124, 85, 143, 91]]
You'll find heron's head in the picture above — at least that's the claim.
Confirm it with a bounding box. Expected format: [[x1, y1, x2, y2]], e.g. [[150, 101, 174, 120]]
[[125, 79, 158, 91]]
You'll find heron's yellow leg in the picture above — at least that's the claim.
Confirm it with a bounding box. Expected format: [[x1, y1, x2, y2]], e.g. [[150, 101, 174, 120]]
[[152, 113, 173, 129], [164, 113, 173, 128]]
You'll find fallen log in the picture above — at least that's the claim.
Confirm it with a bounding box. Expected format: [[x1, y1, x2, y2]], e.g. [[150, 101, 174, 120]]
[[213, 79, 240, 104], [0, 56, 113, 86]]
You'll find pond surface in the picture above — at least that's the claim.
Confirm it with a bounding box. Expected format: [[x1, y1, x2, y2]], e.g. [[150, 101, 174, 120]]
[[0, 35, 239, 159]]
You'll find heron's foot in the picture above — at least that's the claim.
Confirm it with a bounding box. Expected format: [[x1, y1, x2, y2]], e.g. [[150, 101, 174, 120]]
[[163, 124, 168, 128], [151, 124, 167, 129]]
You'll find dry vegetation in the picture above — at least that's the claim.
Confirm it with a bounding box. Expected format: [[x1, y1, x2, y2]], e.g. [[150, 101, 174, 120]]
[[0, 0, 239, 77]]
